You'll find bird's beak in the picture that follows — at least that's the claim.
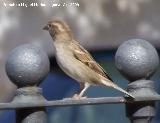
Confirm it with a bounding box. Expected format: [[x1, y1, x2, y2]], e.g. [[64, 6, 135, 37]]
[[43, 25, 49, 30]]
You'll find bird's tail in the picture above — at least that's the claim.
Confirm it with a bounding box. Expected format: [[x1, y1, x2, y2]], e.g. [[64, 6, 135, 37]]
[[101, 79, 134, 98]]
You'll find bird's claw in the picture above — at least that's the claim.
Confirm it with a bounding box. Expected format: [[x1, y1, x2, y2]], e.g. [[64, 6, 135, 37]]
[[63, 97, 73, 100], [72, 94, 87, 100], [63, 94, 87, 100]]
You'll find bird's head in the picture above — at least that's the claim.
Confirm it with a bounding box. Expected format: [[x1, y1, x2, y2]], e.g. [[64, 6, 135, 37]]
[[43, 20, 71, 40]]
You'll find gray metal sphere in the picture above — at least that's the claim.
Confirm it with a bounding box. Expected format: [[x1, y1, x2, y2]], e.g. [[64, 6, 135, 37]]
[[5, 44, 50, 87], [115, 39, 159, 81]]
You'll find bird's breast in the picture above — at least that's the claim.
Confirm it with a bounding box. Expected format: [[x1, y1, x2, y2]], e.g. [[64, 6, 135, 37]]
[[54, 44, 80, 80], [54, 43, 101, 83]]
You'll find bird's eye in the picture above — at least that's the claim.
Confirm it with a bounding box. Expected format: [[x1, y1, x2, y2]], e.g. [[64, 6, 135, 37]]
[[48, 24, 52, 28]]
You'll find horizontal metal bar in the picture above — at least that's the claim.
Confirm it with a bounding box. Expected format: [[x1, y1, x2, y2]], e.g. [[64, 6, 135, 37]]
[[0, 96, 160, 110]]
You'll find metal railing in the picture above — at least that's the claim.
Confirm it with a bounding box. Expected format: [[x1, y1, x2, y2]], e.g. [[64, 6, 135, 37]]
[[2, 39, 160, 123]]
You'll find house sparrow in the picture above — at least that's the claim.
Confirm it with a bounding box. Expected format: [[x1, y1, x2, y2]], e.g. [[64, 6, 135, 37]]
[[43, 20, 134, 99]]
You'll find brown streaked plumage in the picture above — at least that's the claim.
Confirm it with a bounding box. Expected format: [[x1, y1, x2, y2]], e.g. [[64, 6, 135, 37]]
[[43, 20, 134, 99], [71, 41, 113, 81]]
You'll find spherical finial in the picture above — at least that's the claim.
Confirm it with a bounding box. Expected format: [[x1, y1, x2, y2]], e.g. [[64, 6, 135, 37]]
[[115, 39, 159, 81], [5, 44, 50, 87]]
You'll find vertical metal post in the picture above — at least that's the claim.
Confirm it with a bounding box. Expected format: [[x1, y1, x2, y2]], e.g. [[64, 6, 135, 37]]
[[126, 80, 158, 123], [13, 87, 47, 123], [5, 44, 50, 123], [115, 39, 160, 123]]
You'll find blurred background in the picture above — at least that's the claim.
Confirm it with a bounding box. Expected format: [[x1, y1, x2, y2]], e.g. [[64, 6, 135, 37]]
[[0, 0, 160, 123]]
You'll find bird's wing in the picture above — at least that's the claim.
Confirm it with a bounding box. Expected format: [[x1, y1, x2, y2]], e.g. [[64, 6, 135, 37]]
[[71, 41, 113, 81]]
